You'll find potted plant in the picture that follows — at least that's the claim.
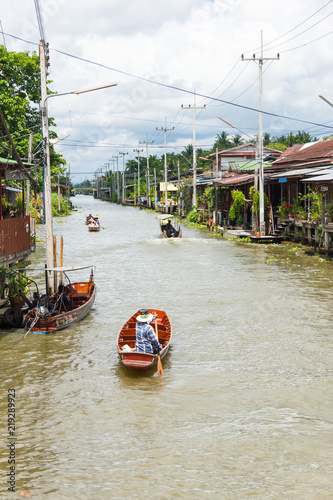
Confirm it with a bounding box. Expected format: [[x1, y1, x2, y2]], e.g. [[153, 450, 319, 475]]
[[6, 271, 29, 307], [278, 200, 291, 218]]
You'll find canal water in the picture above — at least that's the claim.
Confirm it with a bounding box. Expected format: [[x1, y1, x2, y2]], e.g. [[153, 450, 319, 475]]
[[1, 195, 332, 499]]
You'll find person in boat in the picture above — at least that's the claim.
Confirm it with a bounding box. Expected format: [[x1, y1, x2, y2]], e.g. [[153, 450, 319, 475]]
[[164, 219, 174, 237], [58, 284, 72, 307], [135, 309, 162, 354]]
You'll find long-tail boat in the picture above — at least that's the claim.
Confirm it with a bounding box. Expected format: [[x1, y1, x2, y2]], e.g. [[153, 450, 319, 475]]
[[23, 266, 96, 335], [117, 309, 172, 371], [88, 218, 101, 231], [158, 215, 182, 238]]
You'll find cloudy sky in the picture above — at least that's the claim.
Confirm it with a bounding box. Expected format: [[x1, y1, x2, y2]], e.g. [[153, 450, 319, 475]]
[[1, 0, 333, 182]]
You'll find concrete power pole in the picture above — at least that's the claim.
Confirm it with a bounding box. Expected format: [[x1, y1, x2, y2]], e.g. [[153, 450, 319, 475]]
[[112, 155, 120, 202], [242, 33, 279, 235], [181, 97, 205, 207], [26, 132, 33, 215], [119, 152, 128, 203], [140, 136, 154, 208], [133, 148, 143, 202], [156, 120, 174, 210], [40, 39, 55, 293]]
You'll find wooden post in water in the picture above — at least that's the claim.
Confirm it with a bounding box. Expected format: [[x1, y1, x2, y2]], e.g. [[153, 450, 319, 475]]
[[53, 235, 57, 292], [59, 236, 64, 285]]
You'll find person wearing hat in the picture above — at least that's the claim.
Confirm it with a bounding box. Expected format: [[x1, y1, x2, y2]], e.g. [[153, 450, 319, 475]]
[[135, 309, 162, 354]]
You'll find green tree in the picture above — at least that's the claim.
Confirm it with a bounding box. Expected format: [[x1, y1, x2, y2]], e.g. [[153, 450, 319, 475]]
[[213, 131, 232, 150], [0, 45, 66, 189], [275, 131, 318, 148], [231, 134, 244, 147]]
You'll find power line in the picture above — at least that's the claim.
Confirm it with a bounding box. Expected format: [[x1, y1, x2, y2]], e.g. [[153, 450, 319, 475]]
[[245, 0, 333, 55], [34, 0, 45, 41], [3, 31, 333, 131]]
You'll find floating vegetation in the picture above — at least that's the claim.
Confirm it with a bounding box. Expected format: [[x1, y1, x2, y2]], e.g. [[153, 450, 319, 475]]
[[266, 258, 278, 264]]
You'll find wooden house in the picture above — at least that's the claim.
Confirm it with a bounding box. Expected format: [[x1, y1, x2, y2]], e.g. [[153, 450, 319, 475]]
[[0, 158, 34, 266]]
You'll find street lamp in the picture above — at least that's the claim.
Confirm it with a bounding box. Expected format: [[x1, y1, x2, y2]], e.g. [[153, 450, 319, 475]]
[[319, 95, 333, 108], [41, 81, 117, 292]]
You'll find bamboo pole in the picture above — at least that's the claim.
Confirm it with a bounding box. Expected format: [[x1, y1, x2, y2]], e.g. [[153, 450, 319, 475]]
[[59, 236, 64, 285], [53, 235, 57, 292]]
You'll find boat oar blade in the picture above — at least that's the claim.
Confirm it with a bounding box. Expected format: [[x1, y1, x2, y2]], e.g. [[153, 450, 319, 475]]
[[157, 354, 163, 376]]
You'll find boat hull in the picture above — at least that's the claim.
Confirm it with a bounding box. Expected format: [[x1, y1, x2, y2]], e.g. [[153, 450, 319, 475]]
[[24, 282, 96, 334], [117, 309, 172, 371]]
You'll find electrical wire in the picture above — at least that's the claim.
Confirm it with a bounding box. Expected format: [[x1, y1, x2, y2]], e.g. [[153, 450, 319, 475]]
[[244, 0, 332, 55], [34, 0, 45, 41], [280, 29, 333, 53], [2, 31, 333, 131]]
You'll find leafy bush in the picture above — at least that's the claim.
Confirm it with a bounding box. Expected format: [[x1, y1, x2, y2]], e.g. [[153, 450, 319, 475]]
[[186, 209, 199, 223], [51, 193, 71, 216], [229, 190, 245, 221]]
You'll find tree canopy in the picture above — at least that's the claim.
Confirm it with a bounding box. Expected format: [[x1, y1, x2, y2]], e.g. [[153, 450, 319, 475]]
[[0, 45, 66, 190]]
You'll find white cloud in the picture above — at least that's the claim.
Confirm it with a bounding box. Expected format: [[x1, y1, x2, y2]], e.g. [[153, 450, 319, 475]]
[[1, 0, 333, 181]]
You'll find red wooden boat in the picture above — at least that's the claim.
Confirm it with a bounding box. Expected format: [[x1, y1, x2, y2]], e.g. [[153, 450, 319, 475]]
[[88, 218, 101, 231], [24, 267, 96, 335], [117, 309, 172, 371]]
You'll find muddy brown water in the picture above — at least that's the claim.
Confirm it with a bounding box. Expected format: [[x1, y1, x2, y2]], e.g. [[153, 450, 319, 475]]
[[0, 195, 332, 499]]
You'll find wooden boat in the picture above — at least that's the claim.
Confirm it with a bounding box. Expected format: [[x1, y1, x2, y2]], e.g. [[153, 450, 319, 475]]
[[117, 309, 172, 371], [158, 214, 182, 238], [88, 218, 101, 231], [24, 267, 96, 335], [85, 215, 94, 225]]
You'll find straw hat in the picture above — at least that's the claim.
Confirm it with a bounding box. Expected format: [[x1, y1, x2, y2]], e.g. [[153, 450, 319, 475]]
[[136, 309, 154, 323]]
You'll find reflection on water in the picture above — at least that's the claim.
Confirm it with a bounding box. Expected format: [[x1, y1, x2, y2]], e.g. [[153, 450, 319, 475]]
[[0, 196, 332, 499]]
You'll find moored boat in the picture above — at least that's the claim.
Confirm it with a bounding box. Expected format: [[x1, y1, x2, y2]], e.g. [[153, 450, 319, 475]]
[[117, 309, 172, 371], [24, 267, 96, 335]]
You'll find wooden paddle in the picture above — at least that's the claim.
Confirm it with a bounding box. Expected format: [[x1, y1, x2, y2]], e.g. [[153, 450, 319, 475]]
[[155, 319, 163, 376]]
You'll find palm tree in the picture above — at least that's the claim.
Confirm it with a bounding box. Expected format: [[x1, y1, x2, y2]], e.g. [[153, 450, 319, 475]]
[[231, 134, 244, 147], [213, 131, 232, 150]]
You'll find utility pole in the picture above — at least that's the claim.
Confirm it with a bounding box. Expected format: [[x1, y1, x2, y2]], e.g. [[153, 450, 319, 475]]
[[133, 148, 143, 203], [140, 135, 154, 208], [112, 154, 120, 202], [26, 132, 33, 215], [156, 120, 174, 211], [154, 168, 157, 208], [40, 39, 55, 293], [119, 152, 128, 203], [177, 159, 181, 216], [181, 95, 205, 207], [242, 33, 279, 235]]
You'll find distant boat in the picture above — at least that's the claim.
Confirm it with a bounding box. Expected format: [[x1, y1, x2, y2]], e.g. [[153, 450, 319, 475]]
[[24, 266, 96, 335], [158, 214, 182, 238], [117, 309, 172, 371], [85, 215, 94, 225], [88, 218, 101, 231]]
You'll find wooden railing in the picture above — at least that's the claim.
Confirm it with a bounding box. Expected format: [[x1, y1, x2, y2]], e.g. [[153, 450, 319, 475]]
[[0, 216, 31, 258]]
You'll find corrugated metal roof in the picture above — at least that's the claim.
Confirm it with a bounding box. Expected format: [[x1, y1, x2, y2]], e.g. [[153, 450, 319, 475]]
[[213, 173, 254, 186], [273, 139, 333, 165], [269, 165, 332, 179], [0, 157, 34, 167], [232, 160, 274, 171], [303, 167, 333, 181]]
